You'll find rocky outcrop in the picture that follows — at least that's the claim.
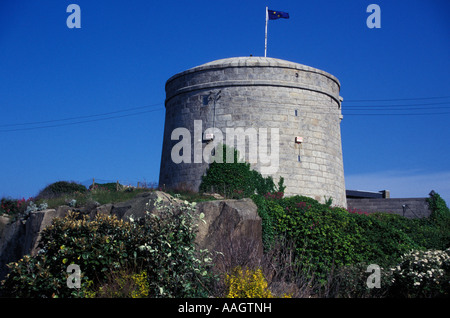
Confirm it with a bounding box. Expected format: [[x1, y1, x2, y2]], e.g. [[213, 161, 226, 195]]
[[0, 191, 263, 282], [0, 207, 72, 280], [195, 198, 263, 270], [110, 191, 178, 221], [0, 216, 10, 240], [0, 218, 25, 281]]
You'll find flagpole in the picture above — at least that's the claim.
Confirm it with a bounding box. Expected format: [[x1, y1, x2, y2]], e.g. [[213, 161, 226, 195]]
[[264, 6, 268, 57]]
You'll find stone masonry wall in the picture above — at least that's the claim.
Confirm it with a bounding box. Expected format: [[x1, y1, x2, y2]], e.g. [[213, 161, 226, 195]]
[[347, 198, 431, 218], [159, 57, 347, 207]]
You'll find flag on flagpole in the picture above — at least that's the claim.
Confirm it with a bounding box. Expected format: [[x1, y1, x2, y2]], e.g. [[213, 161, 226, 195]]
[[265, 7, 290, 57], [268, 9, 290, 20]]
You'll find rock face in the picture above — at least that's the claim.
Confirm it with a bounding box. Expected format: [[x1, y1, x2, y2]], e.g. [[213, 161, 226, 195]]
[[0, 218, 25, 281], [0, 192, 263, 282], [113, 191, 178, 221], [195, 198, 263, 270], [24, 209, 61, 256], [0, 207, 71, 281]]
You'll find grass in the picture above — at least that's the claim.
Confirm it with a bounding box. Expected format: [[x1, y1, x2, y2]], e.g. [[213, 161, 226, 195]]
[[165, 188, 218, 203], [1, 181, 219, 217], [34, 187, 155, 209]]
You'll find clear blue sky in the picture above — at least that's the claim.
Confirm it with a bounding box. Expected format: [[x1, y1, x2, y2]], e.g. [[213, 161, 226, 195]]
[[1, 0, 449, 204]]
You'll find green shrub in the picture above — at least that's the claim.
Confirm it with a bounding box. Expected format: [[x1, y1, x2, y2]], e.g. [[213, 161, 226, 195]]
[[256, 195, 428, 282], [260, 196, 368, 281], [36, 181, 87, 200], [331, 263, 392, 298], [428, 192, 450, 224], [1, 254, 65, 298], [89, 182, 118, 192], [373, 212, 450, 255], [427, 192, 450, 249], [353, 213, 419, 267], [1, 211, 137, 297], [135, 198, 216, 298], [1, 199, 215, 298], [199, 144, 276, 198], [365, 194, 450, 253]]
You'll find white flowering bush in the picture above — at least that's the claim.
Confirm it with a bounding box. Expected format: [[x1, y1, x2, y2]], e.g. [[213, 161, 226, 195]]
[[390, 248, 450, 297], [24, 201, 48, 216]]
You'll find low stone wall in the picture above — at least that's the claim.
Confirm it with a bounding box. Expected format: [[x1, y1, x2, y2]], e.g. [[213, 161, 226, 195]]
[[347, 197, 431, 219]]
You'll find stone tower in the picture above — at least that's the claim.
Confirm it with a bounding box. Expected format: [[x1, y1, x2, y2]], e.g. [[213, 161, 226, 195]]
[[159, 57, 347, 207]]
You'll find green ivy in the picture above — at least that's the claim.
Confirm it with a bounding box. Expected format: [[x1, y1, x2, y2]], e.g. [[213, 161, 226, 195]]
[[428, 192, 450, 224], [250, 194, 275, 251], [254, 195, 436, 282], [427, 192, 450, 249], [199, 144, 276, 198]]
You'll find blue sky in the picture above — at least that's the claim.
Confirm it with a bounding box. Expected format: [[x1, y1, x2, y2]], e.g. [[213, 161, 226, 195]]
[[1, 0, 449, 204]]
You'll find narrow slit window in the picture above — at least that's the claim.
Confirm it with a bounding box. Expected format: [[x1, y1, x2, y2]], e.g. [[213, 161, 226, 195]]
[[294, 109, 298, 116], [202, 95, 209, 106]]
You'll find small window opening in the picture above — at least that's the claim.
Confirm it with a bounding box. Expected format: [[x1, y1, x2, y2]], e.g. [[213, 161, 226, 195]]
[[202, 95, 209, 106]]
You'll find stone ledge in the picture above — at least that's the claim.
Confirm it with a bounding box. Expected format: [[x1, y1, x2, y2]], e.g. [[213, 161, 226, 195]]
[[165, 79, 340, 105], [166, 57, 340, 88]]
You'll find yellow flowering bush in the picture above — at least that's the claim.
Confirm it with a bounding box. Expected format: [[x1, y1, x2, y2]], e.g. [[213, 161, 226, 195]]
[[84, 270, 150, 298], [225, 267, 285, 298], [129, 271, 150, 298]]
